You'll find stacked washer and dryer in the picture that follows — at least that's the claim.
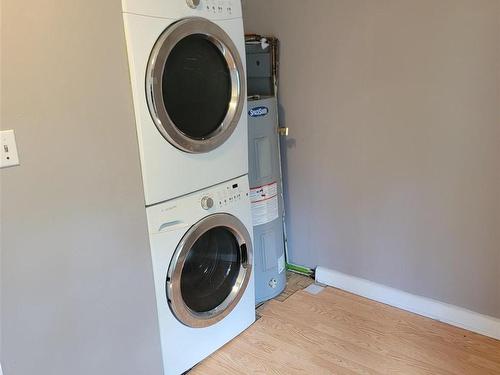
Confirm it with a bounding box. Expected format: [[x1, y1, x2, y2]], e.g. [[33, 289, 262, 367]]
[[121, 1, 254, 374]]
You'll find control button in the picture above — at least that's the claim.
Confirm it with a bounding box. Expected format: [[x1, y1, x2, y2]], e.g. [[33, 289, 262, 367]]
[[201, 196, 214, 210], [186, 0, 201, 8]]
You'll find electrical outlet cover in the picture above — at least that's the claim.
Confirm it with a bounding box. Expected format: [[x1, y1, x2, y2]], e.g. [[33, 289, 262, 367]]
[[0, 129, 20, 168]]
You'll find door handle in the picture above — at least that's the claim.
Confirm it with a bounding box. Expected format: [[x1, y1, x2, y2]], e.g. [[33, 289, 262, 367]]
[[240, 243, 249, 269], [158, 220, 184, 232]]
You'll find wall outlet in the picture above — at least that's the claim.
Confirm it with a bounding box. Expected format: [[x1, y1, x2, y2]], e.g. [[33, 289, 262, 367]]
[[0, 129, 20, 168]]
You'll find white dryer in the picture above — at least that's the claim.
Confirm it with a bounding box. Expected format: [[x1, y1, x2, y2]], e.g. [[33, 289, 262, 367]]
[[122, 0, 248, 205], [146, 175, 255, 374]]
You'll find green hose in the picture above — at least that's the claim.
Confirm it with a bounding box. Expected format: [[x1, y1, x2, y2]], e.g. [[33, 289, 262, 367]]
[[286, 263, 315, 277]]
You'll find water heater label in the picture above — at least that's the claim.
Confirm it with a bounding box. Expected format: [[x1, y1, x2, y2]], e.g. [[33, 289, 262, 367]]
[[250, 182, 279, 226], [278, 254, 285, 274]]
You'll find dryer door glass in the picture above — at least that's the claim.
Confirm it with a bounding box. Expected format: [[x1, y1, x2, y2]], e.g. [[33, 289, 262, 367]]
[[162, 34, 231, 139], [167, 214, 252, 328], [147, 18, 246, 154]]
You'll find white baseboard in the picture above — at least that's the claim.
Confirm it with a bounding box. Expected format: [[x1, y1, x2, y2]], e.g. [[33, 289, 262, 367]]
[[315, 266, 500, 340]]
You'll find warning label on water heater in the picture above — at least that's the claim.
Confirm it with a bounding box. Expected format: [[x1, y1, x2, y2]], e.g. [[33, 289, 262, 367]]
[[250, 182, 279, 226]]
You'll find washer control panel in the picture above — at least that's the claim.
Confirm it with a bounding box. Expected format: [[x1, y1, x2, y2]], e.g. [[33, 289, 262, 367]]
[[148, 176, 249, 234], [190, 0, 236, 16], [199, 181, 246, 211]]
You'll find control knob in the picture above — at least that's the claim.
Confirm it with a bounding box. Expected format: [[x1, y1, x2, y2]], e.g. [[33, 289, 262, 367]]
[[186, 0, 200, 9], [201, 196, 214, 210]]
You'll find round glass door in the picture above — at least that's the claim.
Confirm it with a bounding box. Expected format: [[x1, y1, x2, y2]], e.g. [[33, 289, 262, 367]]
[[146, 18, 246, 154], [167, 214, 252, 328]]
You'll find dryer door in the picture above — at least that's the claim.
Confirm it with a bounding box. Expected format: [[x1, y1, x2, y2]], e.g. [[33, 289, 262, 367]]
[[167, 213, 252, 328], [146, 17, 245, 154]]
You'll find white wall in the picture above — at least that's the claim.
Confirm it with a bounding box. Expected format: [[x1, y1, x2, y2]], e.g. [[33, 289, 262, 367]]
[[243, 0, 500, 318], [1, 1, 164, 374]]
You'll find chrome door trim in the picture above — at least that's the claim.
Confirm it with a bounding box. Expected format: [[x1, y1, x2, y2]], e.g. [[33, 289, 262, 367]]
[[166, 213, 253, 328], [146, 17, 246, 154]]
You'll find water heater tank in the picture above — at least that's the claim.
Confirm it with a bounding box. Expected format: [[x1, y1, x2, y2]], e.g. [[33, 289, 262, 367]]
[[248, 96, 286, 303]]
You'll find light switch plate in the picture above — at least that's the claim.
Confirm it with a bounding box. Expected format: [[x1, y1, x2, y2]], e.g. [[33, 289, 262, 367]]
[[0, 129, 20, 168]]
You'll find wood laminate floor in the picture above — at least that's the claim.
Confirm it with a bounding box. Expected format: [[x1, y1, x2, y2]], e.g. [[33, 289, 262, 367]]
[[272, 271, 315, 303], [191, 273, 500, 375]]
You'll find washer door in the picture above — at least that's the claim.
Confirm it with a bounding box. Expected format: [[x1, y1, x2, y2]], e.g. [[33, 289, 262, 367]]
[[146, 17, 246, 154], [167, 214, 252, 328]]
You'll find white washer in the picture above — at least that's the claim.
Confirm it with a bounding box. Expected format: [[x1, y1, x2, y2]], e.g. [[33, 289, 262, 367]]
[[146, 175, 255, 374], [122, 0, 248, 205]]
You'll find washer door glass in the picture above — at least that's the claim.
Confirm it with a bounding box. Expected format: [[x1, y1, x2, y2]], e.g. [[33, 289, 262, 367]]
[[167, 214, 252, 328], [147, 18, 246, 154], [181, 227, 240, 312]]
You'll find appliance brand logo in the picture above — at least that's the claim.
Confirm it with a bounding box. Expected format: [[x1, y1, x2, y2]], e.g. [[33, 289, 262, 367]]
[[248, 106, 269, 117]]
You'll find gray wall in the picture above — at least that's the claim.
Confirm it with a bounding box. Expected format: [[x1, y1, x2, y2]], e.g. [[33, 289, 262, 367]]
[[1, 1, 164, 374], [243, 0, 500, 318]]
